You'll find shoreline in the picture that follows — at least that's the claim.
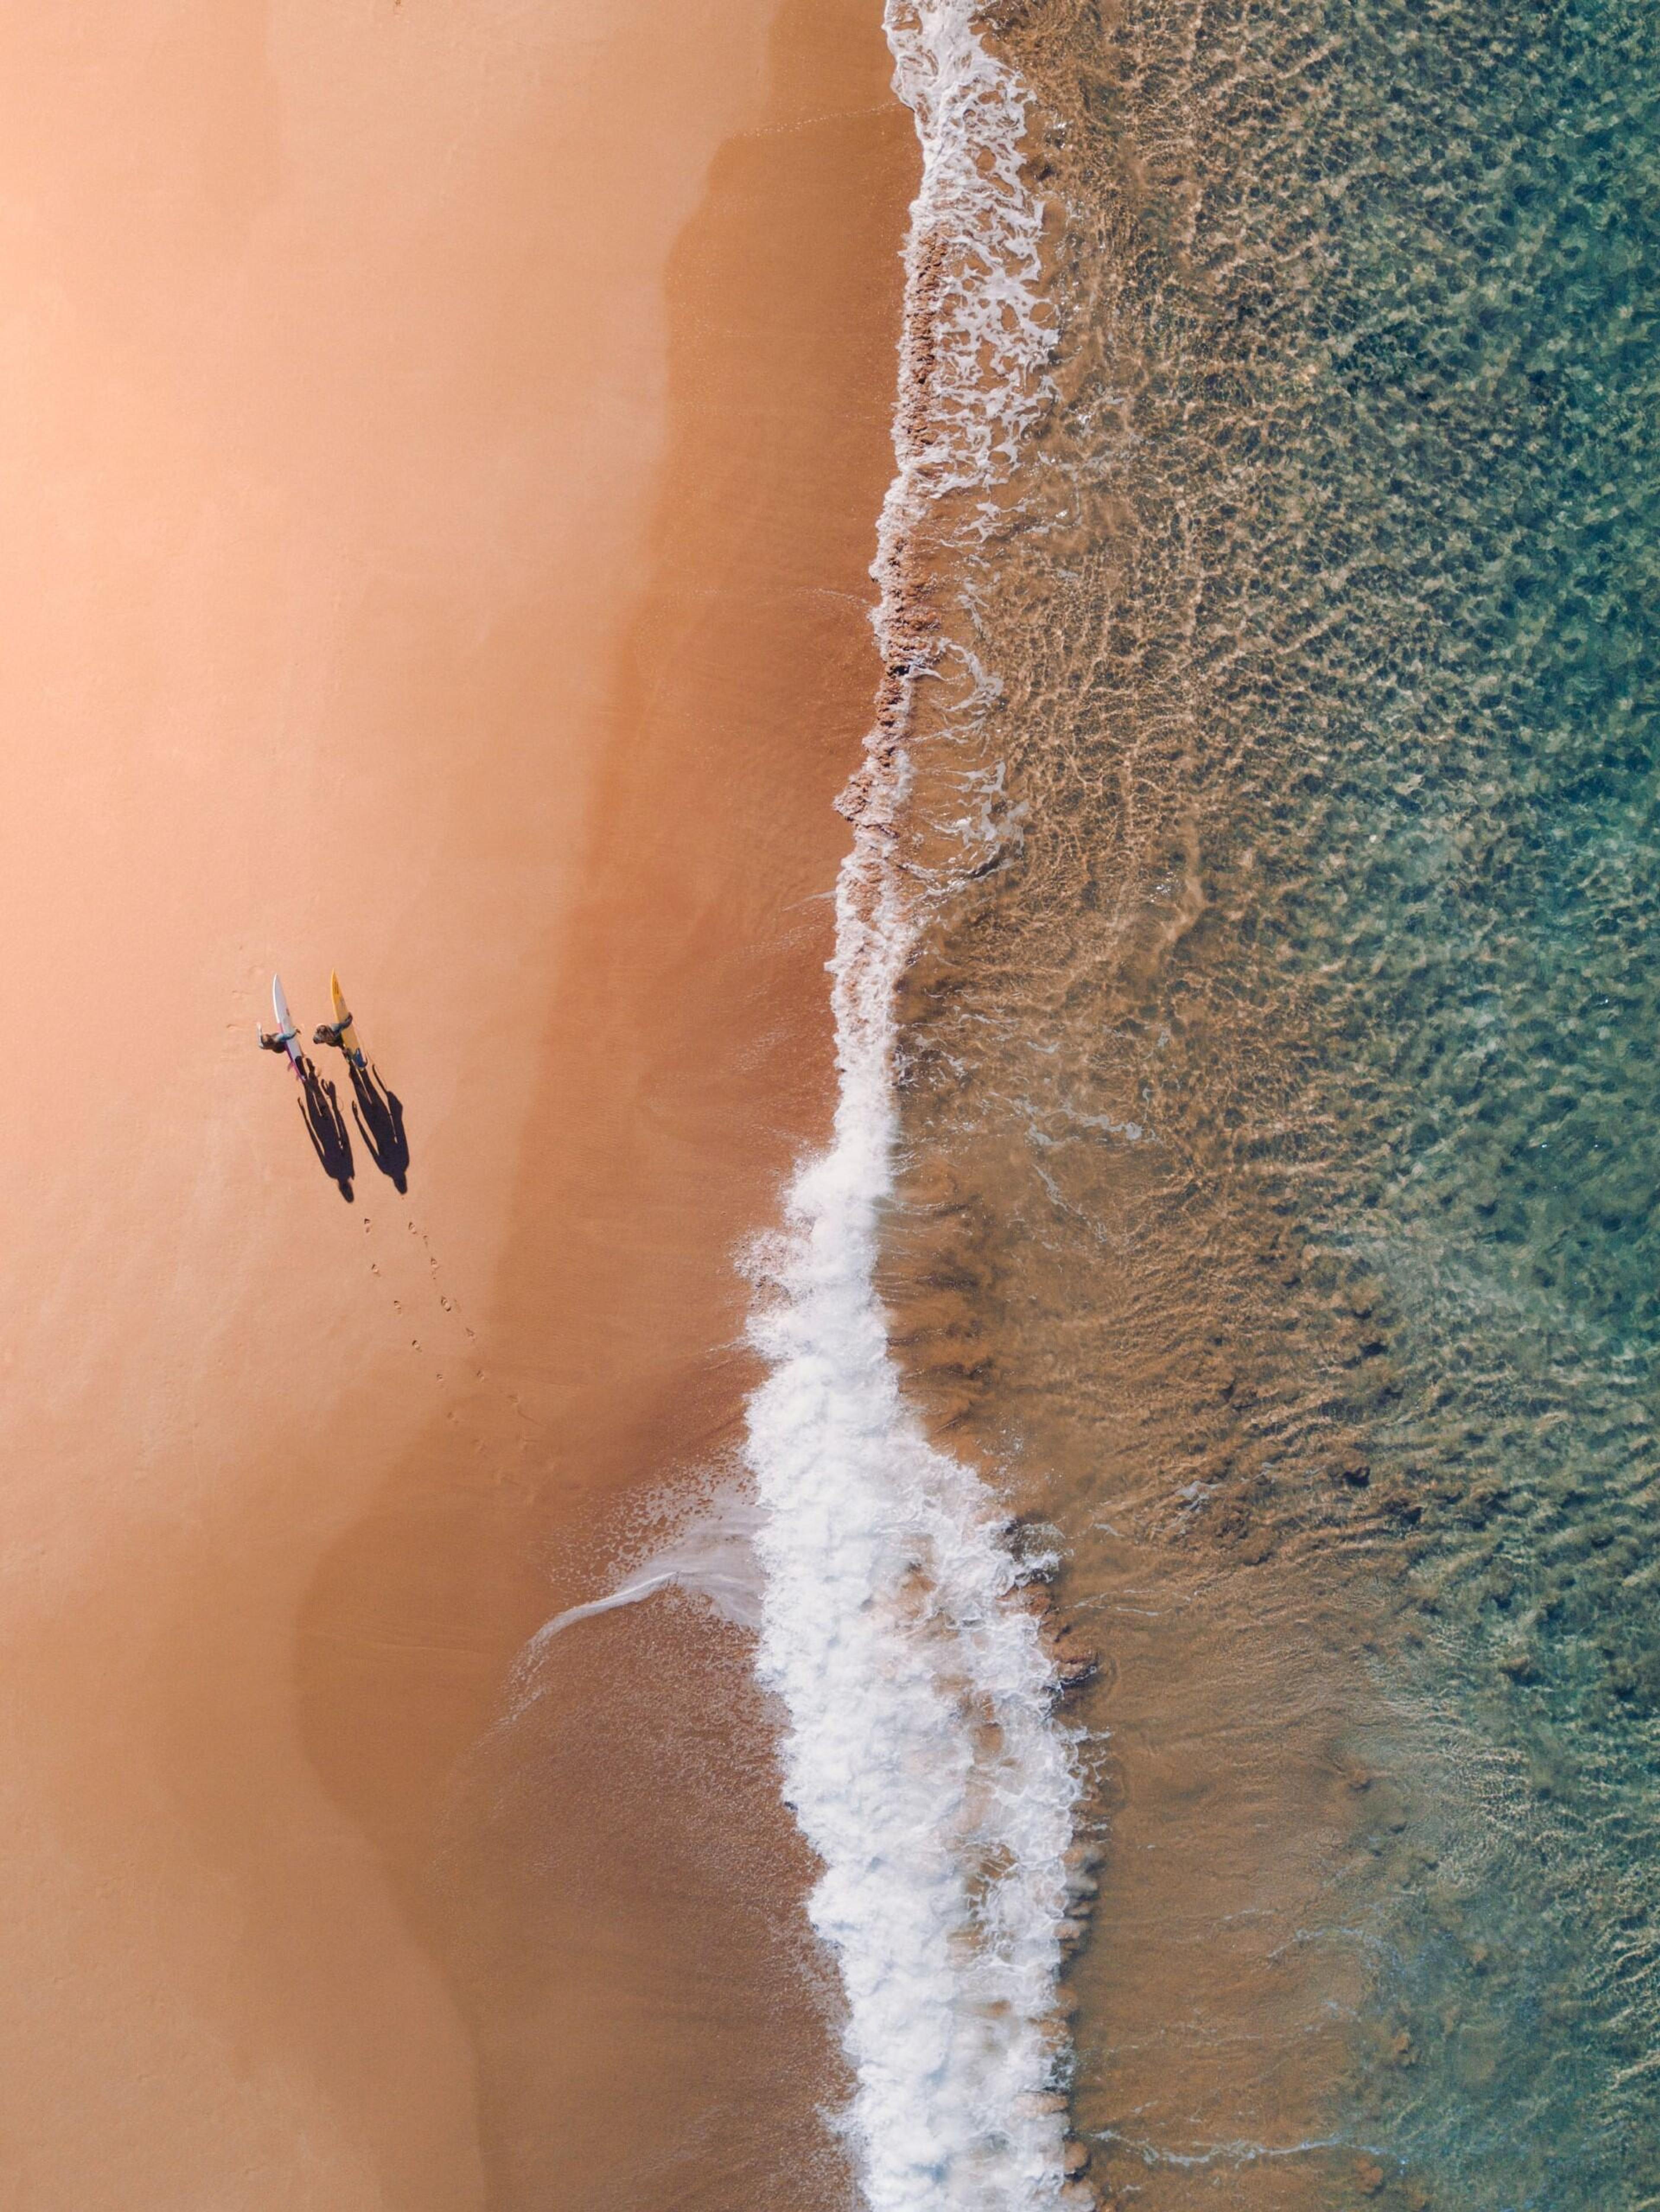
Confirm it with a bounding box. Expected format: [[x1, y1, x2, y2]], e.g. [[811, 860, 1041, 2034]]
[[740, 7, 1099, 2206]]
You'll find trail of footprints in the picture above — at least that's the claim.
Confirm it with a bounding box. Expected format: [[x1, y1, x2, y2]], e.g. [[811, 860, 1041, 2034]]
[[361, 1212, 537, 1458]]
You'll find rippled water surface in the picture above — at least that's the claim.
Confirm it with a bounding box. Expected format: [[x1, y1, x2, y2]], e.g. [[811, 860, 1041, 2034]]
[[880, 0, 1660, 2202]]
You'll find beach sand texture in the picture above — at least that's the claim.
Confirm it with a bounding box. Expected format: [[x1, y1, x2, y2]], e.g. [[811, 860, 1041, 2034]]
[[0, 3, 912, 2205]]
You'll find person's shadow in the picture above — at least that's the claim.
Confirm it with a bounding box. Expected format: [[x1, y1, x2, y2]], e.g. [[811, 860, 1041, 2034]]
[[348, 1063, 410, 1194], [298, 1058, 355, 1202]]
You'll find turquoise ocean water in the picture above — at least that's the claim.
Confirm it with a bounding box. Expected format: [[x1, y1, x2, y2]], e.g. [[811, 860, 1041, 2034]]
[[882, 0, 1660, 2201]]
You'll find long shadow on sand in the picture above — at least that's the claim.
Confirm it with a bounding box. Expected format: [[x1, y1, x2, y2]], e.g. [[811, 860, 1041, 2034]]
[[348, 1063, 409, 1194], [298, 1058, 355, 1202]]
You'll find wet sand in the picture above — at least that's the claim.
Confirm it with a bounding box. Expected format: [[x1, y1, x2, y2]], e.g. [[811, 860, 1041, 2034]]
[[0, 3, 913, 2205]]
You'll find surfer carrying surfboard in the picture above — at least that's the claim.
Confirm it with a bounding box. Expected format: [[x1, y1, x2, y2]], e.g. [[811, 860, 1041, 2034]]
[[312, 972, 368, 1070], [259, 976, 306, 1078]]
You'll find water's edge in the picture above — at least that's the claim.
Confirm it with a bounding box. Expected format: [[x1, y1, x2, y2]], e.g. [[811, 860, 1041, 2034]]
[[740, 5, 1087, 2206]]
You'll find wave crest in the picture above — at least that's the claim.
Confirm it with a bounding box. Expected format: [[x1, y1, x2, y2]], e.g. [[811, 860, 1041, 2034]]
[[742, 6, 1081, 2206]]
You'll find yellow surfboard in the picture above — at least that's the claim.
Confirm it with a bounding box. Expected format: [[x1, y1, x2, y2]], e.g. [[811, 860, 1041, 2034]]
[[331, 971, 367, 1068]]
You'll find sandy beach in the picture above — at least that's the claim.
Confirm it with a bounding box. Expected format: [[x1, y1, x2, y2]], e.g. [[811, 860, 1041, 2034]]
[[0, 3, 912, 2204]]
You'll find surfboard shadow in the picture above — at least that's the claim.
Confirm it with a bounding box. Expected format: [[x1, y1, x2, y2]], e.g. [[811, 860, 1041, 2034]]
[[298, 1057, 355, 1202], [348, 1063, 410, 1195]]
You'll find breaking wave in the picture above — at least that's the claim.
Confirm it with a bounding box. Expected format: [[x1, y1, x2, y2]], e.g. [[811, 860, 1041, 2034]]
[[741, 6, 1082, 2206]]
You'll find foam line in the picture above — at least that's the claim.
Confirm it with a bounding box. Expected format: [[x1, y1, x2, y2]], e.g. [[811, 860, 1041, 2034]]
[[742, 6, 1080, 2205]]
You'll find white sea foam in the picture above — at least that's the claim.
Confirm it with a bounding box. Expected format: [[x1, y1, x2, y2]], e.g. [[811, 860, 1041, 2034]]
[[742, 6, 1080, 2206], [499, 1482, 766, 1736], [522, 1485, 765, 1647]]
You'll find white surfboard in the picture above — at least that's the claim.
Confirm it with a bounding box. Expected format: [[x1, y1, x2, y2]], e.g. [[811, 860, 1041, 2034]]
[[272, 974, 303, 1075]]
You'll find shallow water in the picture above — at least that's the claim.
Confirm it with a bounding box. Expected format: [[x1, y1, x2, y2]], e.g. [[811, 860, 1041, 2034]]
[[875, 0, 1660, 2202]]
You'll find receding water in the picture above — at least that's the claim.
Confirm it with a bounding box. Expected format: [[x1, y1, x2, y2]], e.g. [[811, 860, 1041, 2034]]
[[876, 0, 1660, 2202]]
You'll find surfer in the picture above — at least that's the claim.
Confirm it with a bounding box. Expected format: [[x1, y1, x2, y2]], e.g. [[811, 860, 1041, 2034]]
[[313, 973, 368, 1069], [260, 976, 306, 1076]]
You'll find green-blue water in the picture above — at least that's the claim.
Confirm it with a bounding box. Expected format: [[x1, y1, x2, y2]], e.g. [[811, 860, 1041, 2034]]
[[884, 0, 1660, 2200]]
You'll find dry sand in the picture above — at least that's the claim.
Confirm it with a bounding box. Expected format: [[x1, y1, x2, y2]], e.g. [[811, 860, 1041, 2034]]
[[0, 3, 913, 2204]]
